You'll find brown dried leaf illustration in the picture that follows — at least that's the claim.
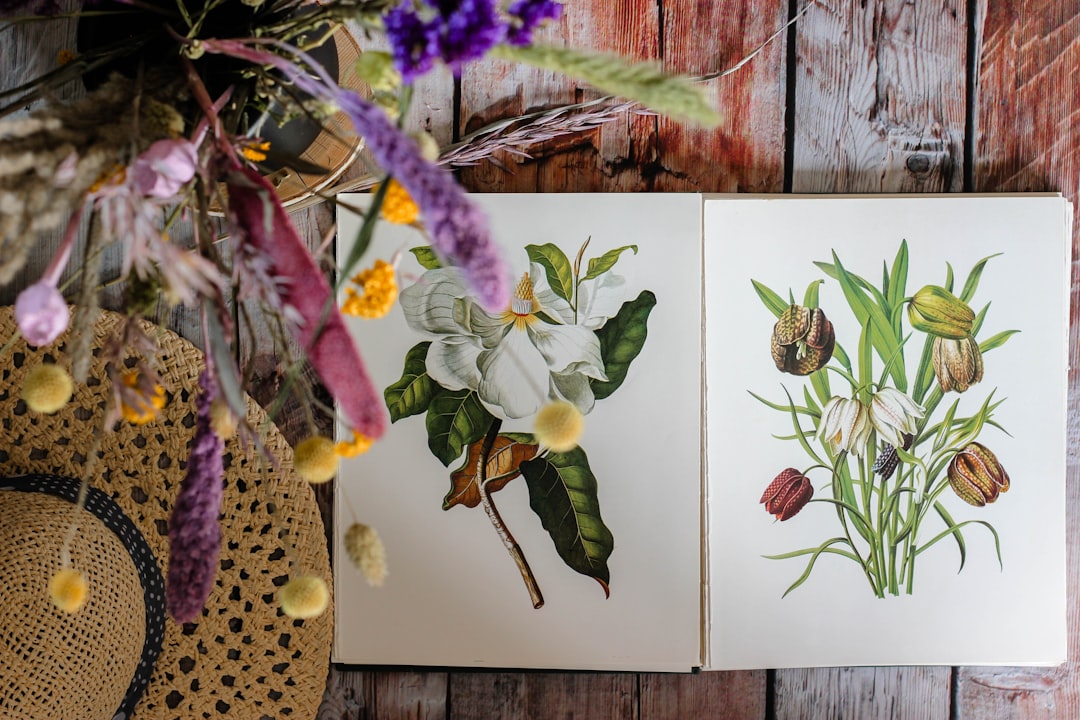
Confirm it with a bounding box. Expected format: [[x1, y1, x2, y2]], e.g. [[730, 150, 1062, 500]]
[[443, 434, 539, 510]]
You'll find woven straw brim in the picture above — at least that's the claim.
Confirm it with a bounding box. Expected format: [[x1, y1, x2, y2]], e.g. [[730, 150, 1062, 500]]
[[0, 490, 145, 719], [0, 306, 332, 720]]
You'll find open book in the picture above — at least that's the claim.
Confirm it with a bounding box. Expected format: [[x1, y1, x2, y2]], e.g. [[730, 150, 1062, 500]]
[[333, 193, 1071, 671]]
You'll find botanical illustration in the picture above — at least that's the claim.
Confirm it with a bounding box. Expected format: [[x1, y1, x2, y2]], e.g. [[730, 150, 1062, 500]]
[[752, 242, 1017, 598], [385, 238, 654, 608]]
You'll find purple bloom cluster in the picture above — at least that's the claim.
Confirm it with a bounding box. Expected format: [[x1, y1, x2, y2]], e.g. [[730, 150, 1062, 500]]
[[166, 370, 226, 623], [385, 0, 562, 81], [338, 90, 509, 310], [506, 0, 563, 45]]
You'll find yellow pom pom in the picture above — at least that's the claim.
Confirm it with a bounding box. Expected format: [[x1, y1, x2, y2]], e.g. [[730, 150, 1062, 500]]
[[280, 575, 329, 619], [23, 363, 73, 414], [209, 397, 237, 440], [49, 568, 88, 614], [533, 401, 584, 453], [344, 523, 387, 587], [293, 436, 338, 483]]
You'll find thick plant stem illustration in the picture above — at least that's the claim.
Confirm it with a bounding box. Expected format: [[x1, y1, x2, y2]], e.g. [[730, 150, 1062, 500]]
[[478, 419, 544, 608]]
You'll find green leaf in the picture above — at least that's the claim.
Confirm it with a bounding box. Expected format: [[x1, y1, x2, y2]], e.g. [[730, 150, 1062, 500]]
[[584, 245, 638, 281], [520, 448, 614, 593], [917, 514, 1003, 572], [526, 243, 575, 303], [887, 241, 909, 310], [814, 260, 890, 313], [204, 303, 247, 429], [591, 290, 656, 400], [409, 246, 442, 270], [960, 253, 1003, 302], [425, 389, 495, 466], [944, 263, 955, 293], [979, 330, 1020, 352], [828, 252, 906, 390], [384, 342, 438, 422], [768, 537, 853, 598], [751, 280, 789, 318], [803, 279, 824, 309], [929, 502, 966, 571]]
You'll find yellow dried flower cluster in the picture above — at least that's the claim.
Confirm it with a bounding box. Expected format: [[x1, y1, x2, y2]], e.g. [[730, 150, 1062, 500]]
[[241, 141, 271, 163], [343, 522, 387, 587], [119, 370, 166, 424], [341, 259, 397, 319], [334, 429, 373, 458], [378, 180, 419, 225]]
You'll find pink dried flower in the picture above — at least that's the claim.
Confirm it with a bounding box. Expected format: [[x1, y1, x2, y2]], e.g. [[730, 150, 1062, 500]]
[[167, 370, 226, 623], [14, 204, 82, 346], [14, 281, 68, 345], [131, 138, 198, 198]]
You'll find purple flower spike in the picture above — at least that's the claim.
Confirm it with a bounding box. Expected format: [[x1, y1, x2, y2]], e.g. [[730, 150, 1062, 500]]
[[167, 370, 226, 623], [337, 90, 508, 311], [384, 4, 440, 82], [506, 0, 563, 45], [436, 0, 505, 72]]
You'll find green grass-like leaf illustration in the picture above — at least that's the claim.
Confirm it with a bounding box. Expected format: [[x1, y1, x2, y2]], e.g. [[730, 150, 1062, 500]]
[[526, 243, 575, 303], [520, 448, 614, 594], [425, 389, 495, 466], [385, 341, 438, 423], [591, 289, 656, 400]]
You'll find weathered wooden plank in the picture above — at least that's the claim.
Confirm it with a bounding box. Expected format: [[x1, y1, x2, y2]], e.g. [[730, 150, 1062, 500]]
[[791, 0, 967, 193], [777, 0, 966, 712], [448, 673, 636, 720], [774, 667, 950, 720], [654, 0, 788, 193], [956, 2, 1080, 716], [458, 0, 660, 193], [640, 671, 767, 720]]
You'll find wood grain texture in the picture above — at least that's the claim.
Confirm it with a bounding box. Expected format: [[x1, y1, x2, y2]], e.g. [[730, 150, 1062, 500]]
[[956, 2, 1080, 717], [448, 673, 635, 720], [458, 0, 660, 193], [655, 0, 788, 192], [640, 670, 767, 720], [791, 0, 967, 193], [774, 667, 951, 720]]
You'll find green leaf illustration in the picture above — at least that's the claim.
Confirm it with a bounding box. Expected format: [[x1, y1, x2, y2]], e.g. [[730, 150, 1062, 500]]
[[409, 246, 442, 270], [802, 279, 824, 309], [751, 279, 789, 318], [960, 253, 1003, 302], [426, 389, 495, 466], [979, 329, 1020, 352], [591, 290, 656, 400], [385, 342, 438, 423], [887, 240, 909, 311], [527, 243, 575, 303], [584, 245, 638, 281], [520, 448, 614, 594]]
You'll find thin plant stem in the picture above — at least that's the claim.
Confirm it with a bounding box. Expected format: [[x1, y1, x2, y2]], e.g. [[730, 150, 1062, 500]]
[[477, 419, 544, 609]]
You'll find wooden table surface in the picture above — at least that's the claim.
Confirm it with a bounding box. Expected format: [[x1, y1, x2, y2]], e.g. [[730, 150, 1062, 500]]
[[4, 1, 1079, 718]]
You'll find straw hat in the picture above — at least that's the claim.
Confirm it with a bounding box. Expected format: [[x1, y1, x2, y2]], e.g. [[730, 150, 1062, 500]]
[[0, 306, 333, 720]]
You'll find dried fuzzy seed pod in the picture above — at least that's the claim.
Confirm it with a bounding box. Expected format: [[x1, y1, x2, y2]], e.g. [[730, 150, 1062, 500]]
[[533, 400, 584, 452], [344, 523, 387, 587]]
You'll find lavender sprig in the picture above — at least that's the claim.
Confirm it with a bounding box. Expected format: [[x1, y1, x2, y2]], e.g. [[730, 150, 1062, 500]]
[[166, 369, 225, 623]]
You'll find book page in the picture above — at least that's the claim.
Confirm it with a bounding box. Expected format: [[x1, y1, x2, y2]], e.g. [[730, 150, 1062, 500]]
[[334, 193, 703, 671], [704, 195, 1069, 669]]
